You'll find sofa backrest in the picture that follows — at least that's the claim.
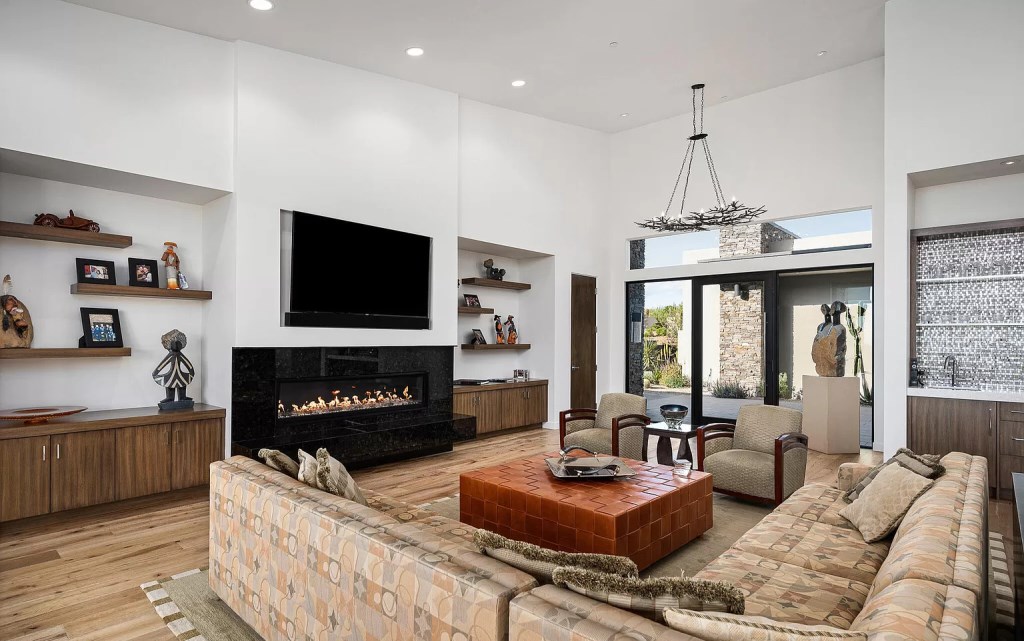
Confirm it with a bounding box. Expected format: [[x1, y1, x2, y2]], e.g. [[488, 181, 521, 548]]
[[209, 457, 537, 641]]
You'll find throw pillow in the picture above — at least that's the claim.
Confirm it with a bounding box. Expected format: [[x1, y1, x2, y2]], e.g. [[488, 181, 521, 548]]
[[839, 463, 933, 543], [473, 530, 638, 583], [843, 448, 943, 502], [551, 566, 744, 622], [296, 449, 319, 486], [257, 448, 299, 478], [314, 448, 367, 506], [663, 609, 868, 640]]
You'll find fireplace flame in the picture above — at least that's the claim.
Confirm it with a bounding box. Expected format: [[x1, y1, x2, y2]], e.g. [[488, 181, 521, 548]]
[[278, 385, 419, 418]]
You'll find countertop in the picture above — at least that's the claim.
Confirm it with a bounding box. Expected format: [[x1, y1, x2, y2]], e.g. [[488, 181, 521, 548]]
[[907, 386, 1024, 403], [453, 379, 548, 392]]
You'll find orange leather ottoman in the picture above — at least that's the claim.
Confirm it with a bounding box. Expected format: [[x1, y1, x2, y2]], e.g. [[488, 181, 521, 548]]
[[460, 453, 713, 570]]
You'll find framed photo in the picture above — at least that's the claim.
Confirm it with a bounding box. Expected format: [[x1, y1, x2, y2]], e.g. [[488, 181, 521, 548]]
[[79, 307, 124, 348], [463, 293, 481, 308], [76, 258, 116, 285], [471, 329, 487, 345], [127, 258, 159, 288]]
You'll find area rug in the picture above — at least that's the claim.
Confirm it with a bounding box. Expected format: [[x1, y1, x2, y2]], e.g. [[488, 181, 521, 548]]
[[142, 512, 1016, 640]]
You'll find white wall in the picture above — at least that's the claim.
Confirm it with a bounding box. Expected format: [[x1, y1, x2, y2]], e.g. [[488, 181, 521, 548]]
[[882, 0, 1024, 456], [228, 42, 460, 349], [0, 172, 205, 410], [458, 99, 612, 420], [913, 173, 1024, 230], [0, 0, 233, 192], [607, 60, 885, 430]]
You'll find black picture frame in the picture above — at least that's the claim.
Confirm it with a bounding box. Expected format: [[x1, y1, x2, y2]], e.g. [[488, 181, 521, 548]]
[[471, 329, 487, 345], [76, 258, 116, 285], [463, 293, 481, 308], [127, 258, 159, 288], [79, 307, 124, 348]]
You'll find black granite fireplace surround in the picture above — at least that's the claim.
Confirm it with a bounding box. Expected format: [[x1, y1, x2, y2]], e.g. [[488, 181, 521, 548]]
[[232, 346, 472, 469]]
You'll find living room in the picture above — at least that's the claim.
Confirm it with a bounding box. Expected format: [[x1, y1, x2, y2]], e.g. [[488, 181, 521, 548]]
[[0, 0, 1021, 639]]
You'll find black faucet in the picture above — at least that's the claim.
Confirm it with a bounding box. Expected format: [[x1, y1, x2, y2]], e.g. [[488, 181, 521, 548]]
[[943, 355, 958, 388]]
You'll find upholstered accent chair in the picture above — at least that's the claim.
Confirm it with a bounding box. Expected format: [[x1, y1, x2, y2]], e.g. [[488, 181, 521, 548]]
[[559, 393, 651, 461], [696, 405, 808, 505]]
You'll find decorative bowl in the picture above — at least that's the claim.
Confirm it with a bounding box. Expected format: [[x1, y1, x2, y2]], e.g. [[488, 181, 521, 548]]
[[0, 406, 87, 425], [659, 404, 689, 429]]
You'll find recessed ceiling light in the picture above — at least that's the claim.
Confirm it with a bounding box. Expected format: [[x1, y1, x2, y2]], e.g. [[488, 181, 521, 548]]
[[511, 79, 527, 88], [720, 95, 728, 100], [248, 0, 273, 10], [405, 47, 424, 57], [1002, 160, 1017, 166], [620, 113, 630, 117], [609, 41, 619, 47], [816, 50, 828, 57]]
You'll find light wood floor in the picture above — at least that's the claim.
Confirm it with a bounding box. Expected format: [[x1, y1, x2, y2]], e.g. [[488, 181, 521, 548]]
[[0, 427, 999, 641]]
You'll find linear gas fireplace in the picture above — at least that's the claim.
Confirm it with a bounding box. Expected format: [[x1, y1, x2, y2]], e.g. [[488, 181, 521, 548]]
[[277, 372, 427, 422]]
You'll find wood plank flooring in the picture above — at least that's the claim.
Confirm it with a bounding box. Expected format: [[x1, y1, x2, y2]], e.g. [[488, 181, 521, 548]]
[[0, 427, 997, 641]]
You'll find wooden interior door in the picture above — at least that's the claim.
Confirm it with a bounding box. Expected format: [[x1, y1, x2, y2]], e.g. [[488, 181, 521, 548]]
[[172, 420, 225, 490], [116, 425, 172, 500], [51, 430, 116, 512], [570, 274, 598, 409], [0, 436, 50, 522]]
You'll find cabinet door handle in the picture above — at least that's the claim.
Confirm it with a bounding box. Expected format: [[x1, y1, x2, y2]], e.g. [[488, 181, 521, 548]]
[[1013, 437, 1024, 442], [989, 408, 994, 435], [56, 443, 61, 460], [1011, 410, 1024, 415], [42, 445, 46, 461], [166, 430, 171, 446]]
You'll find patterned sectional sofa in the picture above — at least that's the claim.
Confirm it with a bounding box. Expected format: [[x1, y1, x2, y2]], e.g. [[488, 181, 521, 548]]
[[210, 452, 987, 641]]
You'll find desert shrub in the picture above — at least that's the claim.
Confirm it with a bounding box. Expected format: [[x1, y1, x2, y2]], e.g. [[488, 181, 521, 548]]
[[778, 373, 791, 399], [659, 363, 688, 389], [711, 379, 749, 399]]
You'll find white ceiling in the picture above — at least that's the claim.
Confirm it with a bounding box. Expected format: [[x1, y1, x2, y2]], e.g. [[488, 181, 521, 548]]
[[61, 0, 885, 133]]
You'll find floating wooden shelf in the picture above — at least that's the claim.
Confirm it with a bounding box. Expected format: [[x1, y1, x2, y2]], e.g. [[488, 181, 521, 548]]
[[460, 278, 531, 291], [0, 220, 132, 248], [458, 306, 495, 315], [0, 347, 132, 360], [460, 343, 531, 351], [70, 283, 212, 300]]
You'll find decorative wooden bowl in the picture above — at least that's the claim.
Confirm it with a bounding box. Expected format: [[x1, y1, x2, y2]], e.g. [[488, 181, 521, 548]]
[[0, 406, 88, 425]]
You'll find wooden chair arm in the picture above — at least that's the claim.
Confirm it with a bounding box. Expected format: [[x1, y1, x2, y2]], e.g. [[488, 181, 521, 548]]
[[611, 414, 651, 457], [774, 432, 809, 504], [559, 408, 597, 448], [696, 424, 736, 470]]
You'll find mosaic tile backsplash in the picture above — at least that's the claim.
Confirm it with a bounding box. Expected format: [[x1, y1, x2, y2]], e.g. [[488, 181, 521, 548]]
[[915, 225, 1024, 392]]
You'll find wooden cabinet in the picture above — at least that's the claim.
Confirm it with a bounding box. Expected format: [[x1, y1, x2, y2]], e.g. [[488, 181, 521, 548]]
[[116, 425, 172, 500], [0, 405, 225, 523], [453, 380, 549, 436], [171, 420, 224, 490], [0, 436, 51, 522], [907, 396, 996, 463], [50, 430, 116, 512]]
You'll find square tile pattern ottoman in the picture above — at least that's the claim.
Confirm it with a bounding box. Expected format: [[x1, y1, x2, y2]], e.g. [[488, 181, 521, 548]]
[[460, 453, 713, 569]]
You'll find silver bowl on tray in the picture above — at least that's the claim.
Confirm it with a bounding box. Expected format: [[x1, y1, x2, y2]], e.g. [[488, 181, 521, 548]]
[[659, 404, 689, 430]]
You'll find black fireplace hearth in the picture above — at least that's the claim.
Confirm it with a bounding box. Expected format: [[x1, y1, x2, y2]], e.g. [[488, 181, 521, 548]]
[[231, 346, 473, 469]]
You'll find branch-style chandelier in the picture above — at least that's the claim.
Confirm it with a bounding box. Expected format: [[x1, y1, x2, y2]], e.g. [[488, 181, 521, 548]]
[[636, 83, 766, 233]]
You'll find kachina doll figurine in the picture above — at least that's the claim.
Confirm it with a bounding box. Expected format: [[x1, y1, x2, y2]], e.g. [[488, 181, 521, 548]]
[[493, 314, 506, 344], [505, 315, 518, 345], [161, 242, 181, 290], [152, 329, 195, 409], [0, 274, 33, 349]]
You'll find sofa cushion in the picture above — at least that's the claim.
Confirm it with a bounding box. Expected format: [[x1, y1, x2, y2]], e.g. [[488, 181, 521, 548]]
[[732, 513, 889, 585], [664, 610, 868, 640], [694, 549, 870, 629], [843, 448, 943, 502], [704, 449, 776, 500], [851, 579, 977, 641], [314, 448, 367, 506], [551, 566, 744, 622], [473, 530, 638, 583], [839, 463, 933, 543], [257, 448, 299, 478], [775, 484, 858, 530]]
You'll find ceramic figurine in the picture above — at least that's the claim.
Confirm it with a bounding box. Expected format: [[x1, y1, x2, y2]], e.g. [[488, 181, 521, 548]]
[[483, 258, 506, 281], [0, 275, 33, 349], [505, 315, 518, 345], [811, 301, 848, 377], [161, 242, 181, 290], [152, 329, 195, 409], [494, 314, 506, 344]]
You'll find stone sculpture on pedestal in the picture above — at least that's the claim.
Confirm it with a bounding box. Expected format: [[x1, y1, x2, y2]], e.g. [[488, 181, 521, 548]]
[[811, 301, 848, 377]]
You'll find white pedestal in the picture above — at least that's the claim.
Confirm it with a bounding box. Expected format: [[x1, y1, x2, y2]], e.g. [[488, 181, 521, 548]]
[[801, 375, 861, 454]]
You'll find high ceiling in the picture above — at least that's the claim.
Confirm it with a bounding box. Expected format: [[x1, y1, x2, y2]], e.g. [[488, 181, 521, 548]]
[[62, 0, 884, 133]]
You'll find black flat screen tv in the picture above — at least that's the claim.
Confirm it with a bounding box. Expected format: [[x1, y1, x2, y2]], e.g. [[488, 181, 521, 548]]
[[284, 211, 431, 329]]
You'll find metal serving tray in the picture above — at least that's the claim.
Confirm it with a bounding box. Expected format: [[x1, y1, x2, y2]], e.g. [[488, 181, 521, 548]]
[[544, 455, 637, 480]]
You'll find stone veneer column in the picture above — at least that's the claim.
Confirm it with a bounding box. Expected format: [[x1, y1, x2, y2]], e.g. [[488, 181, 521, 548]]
[[627, 241, 646, 396]]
